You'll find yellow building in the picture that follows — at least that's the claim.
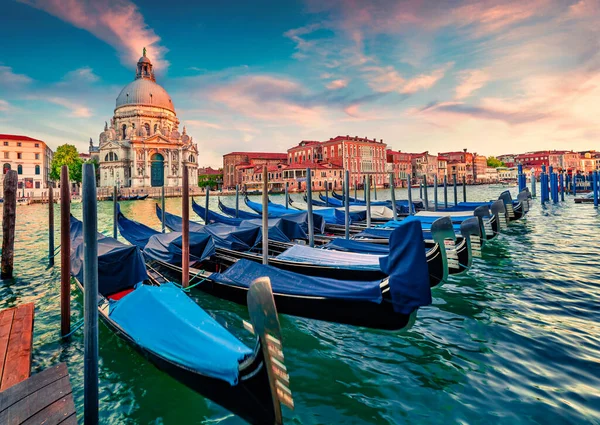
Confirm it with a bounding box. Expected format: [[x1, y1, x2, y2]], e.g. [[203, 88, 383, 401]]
[[0, 134, 53, 193]]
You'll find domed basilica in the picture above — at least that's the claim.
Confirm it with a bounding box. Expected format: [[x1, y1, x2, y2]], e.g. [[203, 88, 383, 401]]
[[92, 49, 198, 188]]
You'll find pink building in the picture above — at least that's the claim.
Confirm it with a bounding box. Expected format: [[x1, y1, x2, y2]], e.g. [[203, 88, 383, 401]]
[[386, 149, 412, 187]]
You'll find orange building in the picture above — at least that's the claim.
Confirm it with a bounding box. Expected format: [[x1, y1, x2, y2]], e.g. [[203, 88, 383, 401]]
[[0, 134, 53, 194]]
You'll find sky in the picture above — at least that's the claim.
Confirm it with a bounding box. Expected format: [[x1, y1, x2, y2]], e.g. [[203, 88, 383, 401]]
[[0, 0, 599, 167]]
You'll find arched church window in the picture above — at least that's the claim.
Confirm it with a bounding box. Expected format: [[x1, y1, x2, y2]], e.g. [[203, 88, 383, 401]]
[[189, 155, 195, 163], [154, 124, 158, 134], [114, 153, 118, 161], [144, 123, 150, 135], [105, 154, 109, 161], [122, 124, 127, 139]]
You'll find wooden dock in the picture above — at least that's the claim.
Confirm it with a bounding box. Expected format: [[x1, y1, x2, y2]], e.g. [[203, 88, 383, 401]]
[[0, 303, 77, 424]]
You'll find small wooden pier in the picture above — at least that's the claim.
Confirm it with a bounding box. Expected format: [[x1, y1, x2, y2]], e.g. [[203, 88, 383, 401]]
[[0, 303, 76, 424]]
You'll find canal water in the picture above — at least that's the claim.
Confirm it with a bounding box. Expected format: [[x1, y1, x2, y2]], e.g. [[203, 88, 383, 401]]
[[0, 185, 599, 425]]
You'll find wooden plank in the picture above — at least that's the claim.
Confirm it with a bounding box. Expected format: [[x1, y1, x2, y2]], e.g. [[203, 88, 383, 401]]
[[0, 364, 75, 425], [0, 364, 67, 412], [20, 388, 75, 425], [0, 308, 16, 385], [0, 303, 34, 391]]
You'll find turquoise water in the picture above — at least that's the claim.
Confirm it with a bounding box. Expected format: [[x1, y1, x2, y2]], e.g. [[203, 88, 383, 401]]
[[1, 185, 599, 424]]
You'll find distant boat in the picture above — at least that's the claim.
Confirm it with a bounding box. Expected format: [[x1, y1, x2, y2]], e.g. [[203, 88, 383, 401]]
[[17, 198, 31, 206]]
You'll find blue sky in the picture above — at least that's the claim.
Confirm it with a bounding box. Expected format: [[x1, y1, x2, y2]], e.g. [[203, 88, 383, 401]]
[[1, 0, 599, 167]]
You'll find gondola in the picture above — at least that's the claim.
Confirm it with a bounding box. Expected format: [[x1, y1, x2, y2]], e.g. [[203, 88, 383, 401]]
[[69, 215, 293, 424], [117, 210, 433, 330], [156, 204, 449, 287], [137, 194, 149, 200]]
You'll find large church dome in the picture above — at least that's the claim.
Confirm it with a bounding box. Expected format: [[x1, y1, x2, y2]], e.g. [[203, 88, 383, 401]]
[[115, 79, 174, 112], [115, 51, 175, 113]]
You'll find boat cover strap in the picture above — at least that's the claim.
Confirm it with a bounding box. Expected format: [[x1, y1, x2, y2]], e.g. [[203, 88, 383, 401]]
[[109, 282, 252, 385]]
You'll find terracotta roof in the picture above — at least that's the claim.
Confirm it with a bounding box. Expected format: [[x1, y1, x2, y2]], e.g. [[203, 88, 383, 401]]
[[0, 134, 45, 143], [325, 135, 384, 144], [198, 167, 222, 175], [224, 152, 287, 159]]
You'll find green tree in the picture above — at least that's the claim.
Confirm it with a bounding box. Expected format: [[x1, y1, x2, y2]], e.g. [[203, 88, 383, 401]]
[[487, 156, 506, 168], [50, 144, 84, 183]]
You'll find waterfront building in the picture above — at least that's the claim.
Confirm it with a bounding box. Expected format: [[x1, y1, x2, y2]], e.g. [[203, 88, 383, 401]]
[[91, 50, 198, 189], [496, 166, 518, 181], [386, 150, 412, 187], [223, 152, 287, 189], [410, 152, 439, 184], [0, 134, 53, 192], [319, 136, 387, 188], [497, 154, 516, 168], [515, 151, 550, 177], [437, 156, 448, 182], [549, 150, 580, 172], [580, 151, 600, 173]]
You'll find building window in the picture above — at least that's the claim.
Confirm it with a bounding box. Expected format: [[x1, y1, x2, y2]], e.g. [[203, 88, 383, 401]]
[[3, 142, 7, 146], [17, 165, 22, 175], [35, 153, 40, 160], [17, 153, 22, 159], [3, 163, 10, 174], [35, 181, 40, 189], [189, 155, 195, 163], [17, 142, 22, 147], [35, 143, 39, 148], [154, 124, 158, 134], [3, 152, 8, 159], [35, 165, 40, 175], [122, 124, 127, 139], [144, 123, 150, 135]]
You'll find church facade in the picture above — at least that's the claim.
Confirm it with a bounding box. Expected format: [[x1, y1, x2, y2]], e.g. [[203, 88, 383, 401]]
[[92, 50, 198, 188]]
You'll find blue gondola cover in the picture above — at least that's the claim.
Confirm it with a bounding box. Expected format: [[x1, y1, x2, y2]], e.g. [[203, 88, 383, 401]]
[[71, 216, 148, 297], [109, 282, 252, 385], [324, 238, 390, 255], [144, 232, 215, 265], [276, 244, 382, 270], [211, 259, 383, 303], [379, 220, 431, 314]]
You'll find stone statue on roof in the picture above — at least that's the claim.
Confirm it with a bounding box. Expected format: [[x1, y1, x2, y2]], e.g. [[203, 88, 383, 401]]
[[143, 47, 147, 57]]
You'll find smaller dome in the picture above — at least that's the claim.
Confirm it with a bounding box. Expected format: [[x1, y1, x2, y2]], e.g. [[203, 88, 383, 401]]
[[138, 56, 151, 64]]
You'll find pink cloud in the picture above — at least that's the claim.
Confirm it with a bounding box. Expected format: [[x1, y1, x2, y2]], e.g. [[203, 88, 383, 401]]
[[0, 66, 32, 86], [209, 75, 331, 126], [20, 0, 169, 71], [363, 63, 451, 94], [326, 79, 349, 90], [455, 69, 490, 99]]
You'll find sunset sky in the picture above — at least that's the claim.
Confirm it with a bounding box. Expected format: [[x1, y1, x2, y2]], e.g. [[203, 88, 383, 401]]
[[1, 0, 599, 167]]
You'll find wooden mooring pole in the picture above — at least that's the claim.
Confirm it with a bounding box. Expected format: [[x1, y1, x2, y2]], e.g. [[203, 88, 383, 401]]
[[60, 166, 71, 338], [443, 175, 448, 208], [182, 167, 190, 288], [407, 174, 414, 215], [161, 185, 165, 233], [82, 163, 99, 425], [48, 184, 54, 267], [112, 186, 117, 239], [365, 174, 371, 228], [236, 184, 240, 216], [433, 174, 438, 212], [345, 171, 350, 238], [1, 170, 17, 278], [262, 167, 270, 262], [389, 172, 397, 221], [306, 168, 314, 247], [205, 187, 210, 224]]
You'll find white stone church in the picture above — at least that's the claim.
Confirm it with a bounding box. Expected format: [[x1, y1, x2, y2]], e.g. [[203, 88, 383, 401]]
[[92, 49, 198, 188]]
